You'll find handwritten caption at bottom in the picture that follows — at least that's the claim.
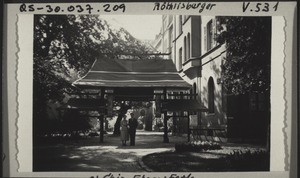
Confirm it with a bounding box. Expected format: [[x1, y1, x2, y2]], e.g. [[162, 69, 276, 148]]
[[91, 173, 194, 178]]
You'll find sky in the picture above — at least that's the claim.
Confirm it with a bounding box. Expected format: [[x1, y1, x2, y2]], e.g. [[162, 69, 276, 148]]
[[100, 15, 162, 41]]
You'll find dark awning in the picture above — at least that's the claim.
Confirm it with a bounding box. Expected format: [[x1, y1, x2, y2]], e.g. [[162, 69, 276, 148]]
[[73, 59, 191, 89], [162, 100, 208, 112], [58, 98, 106, 111]]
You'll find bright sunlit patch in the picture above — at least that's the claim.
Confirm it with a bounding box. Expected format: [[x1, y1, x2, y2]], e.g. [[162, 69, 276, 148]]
[[69, 155, 81, 159], [117, 158, 135, 162], [76, 146, 117, 150], [100, 15, 162, 40]]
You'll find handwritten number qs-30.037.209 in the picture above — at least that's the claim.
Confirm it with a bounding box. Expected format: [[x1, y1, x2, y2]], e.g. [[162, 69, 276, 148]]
[[19, 3, 126, 14]]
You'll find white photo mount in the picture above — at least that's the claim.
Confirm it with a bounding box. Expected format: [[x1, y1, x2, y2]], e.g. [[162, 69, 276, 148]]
[[2, 1, 298, 178]]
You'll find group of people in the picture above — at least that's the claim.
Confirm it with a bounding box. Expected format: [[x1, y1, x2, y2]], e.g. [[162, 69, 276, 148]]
[[120, 113, 138, 146]]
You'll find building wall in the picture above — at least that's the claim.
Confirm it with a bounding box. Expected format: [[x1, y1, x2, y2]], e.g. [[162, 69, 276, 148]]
[[154, 15, 226, 130], [172, 15, 226, 129], [200, 45, 226, 128], [172, 15, 202, 70], [152, 35, 163, 53], [153, 15, 270, 142]]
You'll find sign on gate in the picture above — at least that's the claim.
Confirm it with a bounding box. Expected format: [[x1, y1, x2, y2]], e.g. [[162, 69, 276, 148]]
[[189, 115, 198, 127]]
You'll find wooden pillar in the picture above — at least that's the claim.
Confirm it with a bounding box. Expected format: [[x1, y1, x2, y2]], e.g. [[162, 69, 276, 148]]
[[99, 87, 105, 143], [172, 112, 176, 136], [163, 112, 169, 143], [105, 118, 109, 131], [99, 114, 104, 143], [187, 112, 191, 142], [163, 88, 169, 143]]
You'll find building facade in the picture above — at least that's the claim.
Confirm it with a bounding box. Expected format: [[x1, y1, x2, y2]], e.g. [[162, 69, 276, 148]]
[[154, 15, 270, 142]]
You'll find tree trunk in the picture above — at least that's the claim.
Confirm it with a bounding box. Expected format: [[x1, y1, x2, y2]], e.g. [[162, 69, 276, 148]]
[[113, 102, 131, 135], [113, 114, 123, 136], [105, 118, 109, 131]]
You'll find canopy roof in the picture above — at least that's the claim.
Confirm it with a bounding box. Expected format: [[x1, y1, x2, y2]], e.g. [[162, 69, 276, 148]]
[[73, 59, 191, 89]]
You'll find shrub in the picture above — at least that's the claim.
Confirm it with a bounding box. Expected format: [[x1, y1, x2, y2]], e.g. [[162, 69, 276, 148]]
[[227, 150, 269, 160], [61, 110, 92, 135], [88, 131, 99, 137], [225, 150, 270, 171], [175, 141, 221, 152]]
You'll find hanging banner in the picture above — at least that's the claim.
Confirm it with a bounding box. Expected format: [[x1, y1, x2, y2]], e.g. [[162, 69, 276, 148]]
[[106, 94, 114, 117], [155, 95, 161, 117]]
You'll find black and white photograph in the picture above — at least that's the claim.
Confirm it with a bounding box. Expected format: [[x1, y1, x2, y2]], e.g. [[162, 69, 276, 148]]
[[32, 14, 271, 172], [2, 1, 298, 178]]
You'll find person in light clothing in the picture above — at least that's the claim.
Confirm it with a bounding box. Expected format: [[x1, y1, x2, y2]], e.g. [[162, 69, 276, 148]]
[[120, 115, 129, 146]]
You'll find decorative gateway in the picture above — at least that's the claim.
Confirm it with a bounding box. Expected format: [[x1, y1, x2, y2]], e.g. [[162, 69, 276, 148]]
[[70, 58, 209, 143]]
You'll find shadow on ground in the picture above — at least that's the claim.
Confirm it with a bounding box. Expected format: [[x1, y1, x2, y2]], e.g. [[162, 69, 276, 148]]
[[33, 132, 185, 172], [142, 150, 269, 172], [33, 131, 268, 172]]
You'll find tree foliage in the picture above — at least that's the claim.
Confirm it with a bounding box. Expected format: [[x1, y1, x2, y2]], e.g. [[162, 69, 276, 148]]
[[33, 15, 157, 136], [34, 15, 156, 84], [216, 17, 271, 95], [61, 110, 91, 135]]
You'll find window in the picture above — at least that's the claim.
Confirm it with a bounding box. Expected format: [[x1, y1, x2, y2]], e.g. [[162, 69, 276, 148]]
[[168, 26, 173, 52], [179, 48, 183, 69], [179, 15, 183, 34], [193, 83, 197, 100], [187, 33, 190, 60], [163, 38, 168, 53], [207, 20, 214, 51], [184, 37, 187, 62], [208, 77, 215, 113], [163, 17, 168, 30]]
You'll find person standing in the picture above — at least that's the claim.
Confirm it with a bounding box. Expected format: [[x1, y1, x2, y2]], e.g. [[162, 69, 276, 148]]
[[120, 115, 129, 146], [128, 113, 138, 146]]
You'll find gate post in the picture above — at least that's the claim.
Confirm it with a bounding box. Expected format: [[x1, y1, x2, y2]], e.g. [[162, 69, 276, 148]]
[[163, 88, 169, 143], [187, 112, 190, 142], [163, 112, 169, 143], [99, 114, 104, 143], [99, 87, 105, 143]]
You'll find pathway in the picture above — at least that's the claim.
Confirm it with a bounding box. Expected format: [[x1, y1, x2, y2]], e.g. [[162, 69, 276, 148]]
[[33, 131, 186, 172], [33, 131, 266, 172]]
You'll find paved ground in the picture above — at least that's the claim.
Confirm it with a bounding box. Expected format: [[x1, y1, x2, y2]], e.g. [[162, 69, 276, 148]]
[[33, 131, 186, 171], [33, 131, 266, 172]]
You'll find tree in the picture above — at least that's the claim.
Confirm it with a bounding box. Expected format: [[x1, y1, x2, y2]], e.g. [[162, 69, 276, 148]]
[[112, 101, 152, 135], [113, 101, 132, 136], [33, 15, 157, 137], [216, 17, 271, 149], [216, 17, 271, 95], [61, 110, 91, 136]]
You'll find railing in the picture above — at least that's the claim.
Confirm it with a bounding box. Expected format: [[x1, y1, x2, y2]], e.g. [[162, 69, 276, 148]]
[[167, 93, 197, 100], [190, 128, 227, 143]]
